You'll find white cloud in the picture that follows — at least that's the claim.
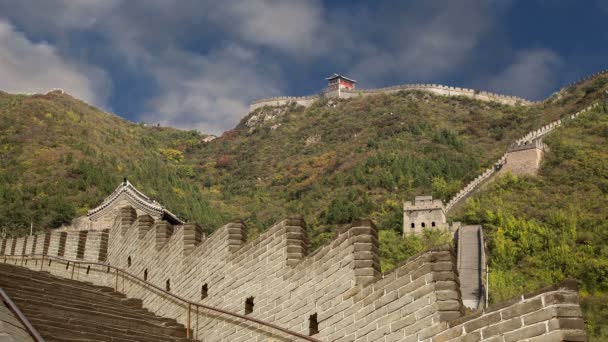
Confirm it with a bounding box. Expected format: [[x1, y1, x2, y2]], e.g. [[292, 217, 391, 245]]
[[141, 45, 284, 135], [215, 0, 325, 56], [484, 48, 562, 99], [0, 20, 110, 106], [348, 0, 495, 85]]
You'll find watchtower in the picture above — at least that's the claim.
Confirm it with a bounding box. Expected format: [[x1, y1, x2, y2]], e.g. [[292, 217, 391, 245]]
[[499, 140, 546, 176], [325, 74, 356, 98], [403, 195, 449, 236]]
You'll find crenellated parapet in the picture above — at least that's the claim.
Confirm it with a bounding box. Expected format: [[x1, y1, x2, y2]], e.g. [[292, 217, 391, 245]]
[[249, 81, 536, 113], [443, 102, 600, 213], [558, 68, 608, 92], [0, 205, 588, 341]]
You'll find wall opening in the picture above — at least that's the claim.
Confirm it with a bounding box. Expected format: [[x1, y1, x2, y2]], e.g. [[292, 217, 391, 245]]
[[106, 266, 110, 273], [127, 256, 132, 267], [21, 237, 27, 255], [10, 239, 16, 255], [421, 222, 426, 228], [201, 283, 208, 300], [144, 269, 148, 281], [76, 231, 87, 259], [410, 223, 415, 228], [86, 265, 91, 274], [245, 297, 254, 315], [432, 222, 436, 227], [31, 235, 38, 255], [48, 259, 52, 266], [309, 313, 319, 336], [166, 279, 171, 292], [57, 232, 67, 257]]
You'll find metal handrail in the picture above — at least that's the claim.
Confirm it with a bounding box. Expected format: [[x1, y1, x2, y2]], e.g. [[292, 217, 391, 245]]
[[0, 287, 45, 342], [1, 254, 320, 342]]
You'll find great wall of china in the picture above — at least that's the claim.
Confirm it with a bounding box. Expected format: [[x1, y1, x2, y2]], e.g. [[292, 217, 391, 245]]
[[1, 70, 607, 341], [250, 83, 536, 112], [0, 214, 587, 341], [444, 102, 600, 213]]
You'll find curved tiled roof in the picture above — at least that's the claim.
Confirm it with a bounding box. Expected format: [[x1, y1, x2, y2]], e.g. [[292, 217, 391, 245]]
[[87, 180, 183, 224]]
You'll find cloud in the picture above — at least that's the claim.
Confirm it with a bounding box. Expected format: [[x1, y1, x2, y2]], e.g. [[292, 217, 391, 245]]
[[0, 20, 110, 106], [348, 0, 498, 85], [141, 45, 284, 134], [483, 48, 562, 99], [212, 0, 326, 56]]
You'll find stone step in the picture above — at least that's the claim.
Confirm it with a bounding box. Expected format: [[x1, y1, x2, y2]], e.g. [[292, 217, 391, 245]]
[[5, 290, 160, 323], [0, 262, 195, 341], [14, 300, 186, 336], [28, 315, 187, 342], [0, 263, 120, 294], [0, 280, 150, 314]]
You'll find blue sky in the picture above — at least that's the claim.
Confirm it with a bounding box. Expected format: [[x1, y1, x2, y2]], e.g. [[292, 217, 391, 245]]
[[0, 0, 605, 134]]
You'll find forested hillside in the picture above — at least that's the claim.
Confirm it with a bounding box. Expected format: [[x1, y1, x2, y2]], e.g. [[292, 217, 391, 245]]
[[0, 90, 225, 236], [453, 102, 608, 339], [1, 71, 607, 339]]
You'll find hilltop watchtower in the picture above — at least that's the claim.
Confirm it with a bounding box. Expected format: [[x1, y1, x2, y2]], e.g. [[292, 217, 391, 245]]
[[325, 74, 356, 98]]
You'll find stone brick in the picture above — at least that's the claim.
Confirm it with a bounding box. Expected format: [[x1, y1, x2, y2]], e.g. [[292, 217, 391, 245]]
[[500, 298, 543, 320], [528, 331, 565, 342], [523, 307, 556, 325], [453, 331, 481, 342], [561, 330, 587, 342], [462, 311, 500, 333], [433, 326, 463, 342], [555, 306, 582, 318], [543, 292, 579, 306], [481, 317, 521, 338], [418, 322, 447, 340], [503, 323, 547, 342]]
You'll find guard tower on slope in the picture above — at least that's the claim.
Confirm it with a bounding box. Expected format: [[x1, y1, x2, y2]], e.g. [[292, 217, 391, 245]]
[[403, 195, 453, 236]]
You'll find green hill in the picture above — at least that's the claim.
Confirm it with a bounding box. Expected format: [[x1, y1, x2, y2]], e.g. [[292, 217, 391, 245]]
[[1, 72, 607, 338], [0, 90, 226, 235]]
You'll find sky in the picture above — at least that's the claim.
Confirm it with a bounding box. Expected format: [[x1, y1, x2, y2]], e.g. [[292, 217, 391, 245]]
[[0, 0, 606, 135]]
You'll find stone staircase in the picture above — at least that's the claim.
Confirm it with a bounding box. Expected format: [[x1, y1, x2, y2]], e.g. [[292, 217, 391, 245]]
[[457, 225, 484, 310], [0, 262, 195, 342]]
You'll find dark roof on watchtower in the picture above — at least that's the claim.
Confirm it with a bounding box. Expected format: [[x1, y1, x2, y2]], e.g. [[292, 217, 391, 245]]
[[326, 74, 356, 83]]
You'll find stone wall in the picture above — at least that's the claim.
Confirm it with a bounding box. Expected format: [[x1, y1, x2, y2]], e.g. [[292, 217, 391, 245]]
[[249, 95, 319, 112], [434, 280, 586, 342], [341, 84, 534, 106], [499, 142, 545, 177], [249, 83, 535, 113], [558, 69, 608, 92], [444, 103, 600, 213], [0, 211, 588, 341]]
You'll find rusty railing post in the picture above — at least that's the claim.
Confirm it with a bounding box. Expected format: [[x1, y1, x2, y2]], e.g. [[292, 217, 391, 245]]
[[115, 269, 118, 291], [187, 303, 192, 338], [40, 255, 44, 271], [71, 262, 76, 279]]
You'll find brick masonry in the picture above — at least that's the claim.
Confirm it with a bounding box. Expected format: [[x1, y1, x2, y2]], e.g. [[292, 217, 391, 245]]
[[0, 211, 588, 341]]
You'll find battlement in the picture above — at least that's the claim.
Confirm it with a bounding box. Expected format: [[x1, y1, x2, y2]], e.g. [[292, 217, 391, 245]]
[[249, 80, 536, 113], [558, 68, 608, 93], [0, 208, 587, 341], [1, 211, 467, 340], [443, 102, 601, 213], [508, 139, 547, 153]]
